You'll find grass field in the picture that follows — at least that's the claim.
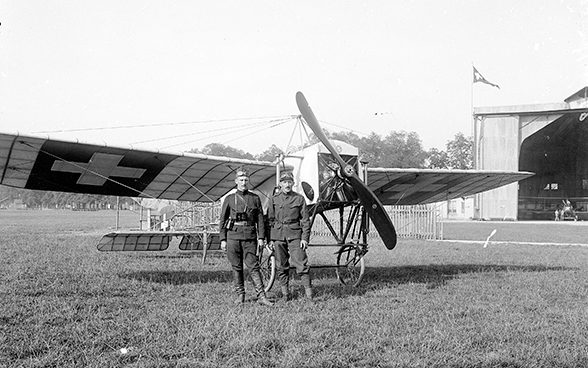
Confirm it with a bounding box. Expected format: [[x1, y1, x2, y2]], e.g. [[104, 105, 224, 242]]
[[442, 219, 588, 245], [2, 210, 588, 367]]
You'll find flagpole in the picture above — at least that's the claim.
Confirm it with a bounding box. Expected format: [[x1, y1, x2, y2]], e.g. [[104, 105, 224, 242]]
[[471, 62, 480, 220], [471, 62, 476, 170], [471, 63, 476, 218]]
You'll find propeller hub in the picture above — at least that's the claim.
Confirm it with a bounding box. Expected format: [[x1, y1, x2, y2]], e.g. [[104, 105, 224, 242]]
[[343, 164, 355, 177]]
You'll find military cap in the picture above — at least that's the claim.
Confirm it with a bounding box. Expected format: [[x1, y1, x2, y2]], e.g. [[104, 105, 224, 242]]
[[279, 172, 294, 182], [235, 167, 250, 178]]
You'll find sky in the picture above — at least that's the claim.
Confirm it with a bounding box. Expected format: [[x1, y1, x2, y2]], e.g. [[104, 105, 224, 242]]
[[1, 0, 587, 155]]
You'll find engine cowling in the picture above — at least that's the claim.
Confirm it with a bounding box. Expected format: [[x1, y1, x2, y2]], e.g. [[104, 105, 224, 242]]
[[285, 140, 363, 206]]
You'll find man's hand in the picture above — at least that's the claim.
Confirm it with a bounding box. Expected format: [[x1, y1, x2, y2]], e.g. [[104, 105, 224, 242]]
[[257, 239, 265, 257], [267, 241, 275, 252], [220, 240, 227, 252], [300, 240, 308, 250]]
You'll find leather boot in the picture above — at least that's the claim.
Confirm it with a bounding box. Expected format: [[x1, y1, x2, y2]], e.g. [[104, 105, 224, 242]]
[[281, 285, 291, 302], [301, 273, 313, 299], [257, 295, 274, 306], [251, 271, 274, 306], [233, 270, 245, 304]]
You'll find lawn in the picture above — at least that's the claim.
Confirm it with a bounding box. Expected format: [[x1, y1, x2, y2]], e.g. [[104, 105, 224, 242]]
[[2, 210, 588, 367], [442, 219, 588, 245]]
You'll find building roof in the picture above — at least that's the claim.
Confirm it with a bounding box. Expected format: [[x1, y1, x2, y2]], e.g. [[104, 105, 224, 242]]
[[474, 86, 588, 117], [564, 86, 588, 107]]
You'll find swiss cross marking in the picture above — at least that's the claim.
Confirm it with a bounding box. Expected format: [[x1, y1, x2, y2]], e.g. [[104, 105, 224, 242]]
[[51, 153, 146, 186]]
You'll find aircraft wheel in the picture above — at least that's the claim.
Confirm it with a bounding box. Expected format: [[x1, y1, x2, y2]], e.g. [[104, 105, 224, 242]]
[[335, 244, 366, 287], [259, 245, 276, 292]]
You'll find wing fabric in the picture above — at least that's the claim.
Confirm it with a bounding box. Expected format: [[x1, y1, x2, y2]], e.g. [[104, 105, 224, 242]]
[[367, 168, 534, 206], [0, 131, 278, 202]]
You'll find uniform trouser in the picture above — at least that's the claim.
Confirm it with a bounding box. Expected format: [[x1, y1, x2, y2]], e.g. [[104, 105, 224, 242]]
[[273, 238, 311, 288], [226, 239, 265, 297]]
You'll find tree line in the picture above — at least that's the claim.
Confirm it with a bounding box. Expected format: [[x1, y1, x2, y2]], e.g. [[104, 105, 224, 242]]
[[1, 129, 472, 209], [0, 188, 137, 210], [190, 129, 473, 169]]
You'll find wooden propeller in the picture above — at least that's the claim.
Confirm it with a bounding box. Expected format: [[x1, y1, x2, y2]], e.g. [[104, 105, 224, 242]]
[[296, 92, 397, 249]]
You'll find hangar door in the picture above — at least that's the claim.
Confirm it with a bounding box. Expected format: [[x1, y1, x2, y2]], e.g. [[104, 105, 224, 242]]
[[518, 112, 588, 219]]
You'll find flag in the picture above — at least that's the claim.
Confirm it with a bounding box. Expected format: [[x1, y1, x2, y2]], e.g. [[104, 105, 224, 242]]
[[473, 66, 500, 89]]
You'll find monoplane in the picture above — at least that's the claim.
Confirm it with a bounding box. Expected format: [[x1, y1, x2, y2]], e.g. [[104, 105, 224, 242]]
[[0, 92, 533, 289]]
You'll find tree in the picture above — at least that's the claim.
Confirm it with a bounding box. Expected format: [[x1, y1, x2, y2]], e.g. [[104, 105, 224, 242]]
[[254, 144, 284, 162], [426, 148, 449, 169], [445, 132, 473, 169], [189, 143, 254, 159], [358, 132, 384, 166], [424, 133, 473, 170], [0, 185, 133, 210], [330, 131, 362, 148], [20, 190, 41, 209], [381, 131, 427, 168], [318, 130, 428, 168]]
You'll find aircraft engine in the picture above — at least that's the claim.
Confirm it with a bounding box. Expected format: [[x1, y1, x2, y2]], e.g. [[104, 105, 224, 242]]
[[285, 140, 363, 209]]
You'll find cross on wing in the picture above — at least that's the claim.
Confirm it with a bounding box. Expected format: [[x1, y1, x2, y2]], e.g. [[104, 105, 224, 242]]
[[51, 152, 147, 186]]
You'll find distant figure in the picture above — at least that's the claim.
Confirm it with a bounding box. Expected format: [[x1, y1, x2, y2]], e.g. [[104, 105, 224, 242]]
[[562, 199, 578, 221], [219, 167, 273, 306], [267, 172, 312, 301], [557, 199, 578, 221]]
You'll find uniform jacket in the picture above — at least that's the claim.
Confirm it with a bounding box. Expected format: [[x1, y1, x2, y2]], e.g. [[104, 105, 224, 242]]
[[219, 190, 265, 242], [268, 191, 311, 242]]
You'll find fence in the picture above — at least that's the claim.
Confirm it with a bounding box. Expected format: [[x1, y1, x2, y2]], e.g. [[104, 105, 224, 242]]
[[385, 204, 443, 240], [163, 202, 443, 240], [311, 204, 443, 241], [151, 202, 220, 231]]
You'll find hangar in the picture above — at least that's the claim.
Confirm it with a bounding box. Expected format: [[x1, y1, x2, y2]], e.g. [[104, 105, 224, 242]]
[[473, 86, 588, 221]]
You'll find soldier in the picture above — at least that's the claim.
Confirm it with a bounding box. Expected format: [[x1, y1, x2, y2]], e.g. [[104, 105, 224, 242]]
[[268, 171, 312, 301], [219, 167, 273, 306]]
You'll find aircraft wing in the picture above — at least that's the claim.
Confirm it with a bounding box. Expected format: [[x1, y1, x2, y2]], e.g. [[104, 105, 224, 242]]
[[0, 131, 280, 202], [367, 168, 534, 205]]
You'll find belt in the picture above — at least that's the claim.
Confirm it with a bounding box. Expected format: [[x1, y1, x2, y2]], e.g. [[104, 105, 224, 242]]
[[233, 221, 255, 226], [278, 219, 300, 224]]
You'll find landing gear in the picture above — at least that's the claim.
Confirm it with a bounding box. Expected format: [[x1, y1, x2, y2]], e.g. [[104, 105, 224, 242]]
[[258, 245, 276, 293], [335, 243, 367, 287]]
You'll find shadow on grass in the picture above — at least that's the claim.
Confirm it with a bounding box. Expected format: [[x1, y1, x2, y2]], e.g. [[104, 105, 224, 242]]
[[121, 264, 342, 286], [121, 270, 233, 284], [365, 263, 573, 287], [133, 252, 225, 260], [119, 263, 575, 301], [310, 264, 575, 298]]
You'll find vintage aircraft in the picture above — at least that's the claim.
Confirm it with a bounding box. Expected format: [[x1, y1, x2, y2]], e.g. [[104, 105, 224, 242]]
[[0, 92, 533, 289]]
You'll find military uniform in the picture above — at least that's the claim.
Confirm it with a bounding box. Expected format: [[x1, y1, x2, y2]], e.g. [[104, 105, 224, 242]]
[[268, 174, 312, 299], [219, 187, 271, 305]]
